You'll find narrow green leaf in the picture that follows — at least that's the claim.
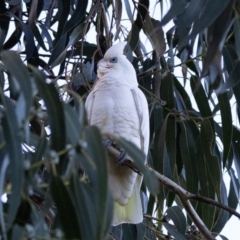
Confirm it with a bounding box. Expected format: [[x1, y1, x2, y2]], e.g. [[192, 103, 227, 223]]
[[217, 93, 233, 167], [66, 23, 84, 49], [51, 175, 81, 239], [232, 142, 240, 184], [48, 33, 68, 68], [153, 114, 169, 174], [219, 235, 229, 240], [122, 224, 137, 240], [162, 222, 186, 240], [33, 68, 66, 172], [234, 17, 240, 58], [219, 60, 240, 92], [55, 0, 70, 43], [1, 51, 33, 118], [161, 73, 175, 116], [84, 127, 113, 238], [176, 0, 207, 41], [50, 23, 84, 69], [69, 172, 96, 240], [114, 0, 122, 40], [173, 76, 192, 109], [201, 0, 233, 76], [0, 156, 9, 239], [166, 116, 176, 176], [1, 97, 23, 228], [144, 15, 166, 58], [11, 224, 24, 240], [119, 138, 159, 195], [123, 0, 133, 21], [212, 180, 229, 233], [190, 76, 214, 130], [195, 120, 220, 229], [228, 169, 239, 213], [222, 45, 238, 74], [161, 0, 188, 26], [128, 23, 140, 51], [31, 132, 47, 172], [3, 28, 22, 50], [195, 144, 216, 229], [29, 23, 47, 51], [201, 120, 221, 197], [179, 123, 198, 194], [141, 58, 153, 92], [179, 0, 230, 49], [63, 103, 81, 144], [64, 0, 88, 33], [166, 206, 186, 235]]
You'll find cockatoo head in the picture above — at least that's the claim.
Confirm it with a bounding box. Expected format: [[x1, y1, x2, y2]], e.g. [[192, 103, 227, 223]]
[[97, 42, 138, 86]]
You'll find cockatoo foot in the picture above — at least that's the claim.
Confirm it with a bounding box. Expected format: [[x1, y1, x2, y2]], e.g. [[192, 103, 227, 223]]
[[103, 138, 113, 149], [117, 149, 127, 165]]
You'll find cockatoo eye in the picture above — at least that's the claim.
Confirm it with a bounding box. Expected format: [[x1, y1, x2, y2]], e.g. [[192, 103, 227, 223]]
[[110, 57, 118, 63]]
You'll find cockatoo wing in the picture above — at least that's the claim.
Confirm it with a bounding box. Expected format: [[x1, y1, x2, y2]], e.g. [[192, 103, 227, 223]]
[[110, 87, 149, 225], [131, 87, 149, 160], [85, 91, 94, 124]]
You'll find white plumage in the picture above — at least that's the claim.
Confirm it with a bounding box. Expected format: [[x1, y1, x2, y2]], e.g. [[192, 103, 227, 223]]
[[85, 42, 149, 225]]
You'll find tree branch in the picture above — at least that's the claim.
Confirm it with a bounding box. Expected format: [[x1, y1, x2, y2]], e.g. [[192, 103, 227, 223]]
[[188, 194, 240, 219], [152, 169, 215, 240], [107, 145, 240, 239]]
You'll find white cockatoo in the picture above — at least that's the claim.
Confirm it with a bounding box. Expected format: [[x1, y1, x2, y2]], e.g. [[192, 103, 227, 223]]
[[85, 42, 149, 226]]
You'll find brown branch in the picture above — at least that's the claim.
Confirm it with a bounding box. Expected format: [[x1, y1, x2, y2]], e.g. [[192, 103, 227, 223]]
[[106, 146, 240, 239], [152, 169, 215, 240], [188, 194, 240, 219], [109, 146, 240, 221]]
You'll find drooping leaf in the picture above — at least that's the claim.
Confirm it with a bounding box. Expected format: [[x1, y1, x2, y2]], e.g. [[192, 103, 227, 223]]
[[50, 175, 81, 239], [144, 15, 166, 58], [195, 120, 220, 229], [122, 224, 137, 240], [128, 23, 140, 51], [228, 169, 239, 214], [166, 115, 176, 176], [201, 0, 233, 76], [212, 180, 229, 234], [32, 68, 66, 173], [114, 0, 122, 40], [217, 92, 233, 167], [69, 171, 96, 240], [63, 103, 81, 144], [83, 126, 113, 238], [123, 0, 133, 21], [1, 51, 33, 119], [55, 0, 71, 44], [165, 206, 186, 235], [119, 138, 159, 195], [163, 222, 186, 240], [234, 17, 240, 58], [190, 76, 214, 131], [180, 122, 198, 194], [179, 0, 230, 49], [200, 119, 221, 196], [161, 0, 188, 26], [0, 156, 9, 239], [1, 97, 23, 228], [64, 0, 88, 33]]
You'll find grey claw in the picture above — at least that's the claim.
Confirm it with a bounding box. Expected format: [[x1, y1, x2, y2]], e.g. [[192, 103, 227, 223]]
[[118, 149, 126, 165], [104, 139, 113, 149]]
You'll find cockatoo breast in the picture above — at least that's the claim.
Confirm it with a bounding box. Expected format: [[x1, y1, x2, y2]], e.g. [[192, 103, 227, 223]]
[[90, 84, 141, 148]]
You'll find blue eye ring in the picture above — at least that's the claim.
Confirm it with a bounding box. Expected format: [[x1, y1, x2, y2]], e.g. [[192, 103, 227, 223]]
[[110, 57, 118, 63]]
